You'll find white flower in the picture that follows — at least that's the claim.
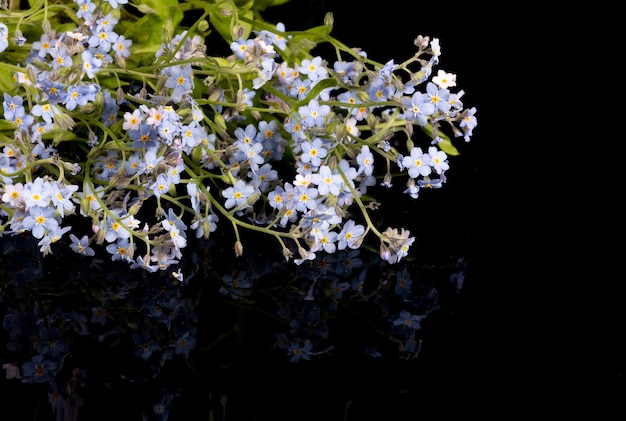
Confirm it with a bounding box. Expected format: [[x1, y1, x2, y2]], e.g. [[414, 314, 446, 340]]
[[432, 69, 457, 89]]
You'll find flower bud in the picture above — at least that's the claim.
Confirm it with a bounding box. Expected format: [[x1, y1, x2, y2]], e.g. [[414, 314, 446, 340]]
[[108, 172, 131, 189], [404, 120, 414, 137], [246, 191, 260, 206], [297, 245, 313, 260], [236, 89, 248, 112], [62, 161, 81, 176], [231, 25, 243, 41], [128, 200, 143, 216], [335, 123, 346, 143], [380, 244, 394, 263], [356, 90, 369, 103], [366, 112, 377, 131], [95, 225, 106, 245], [125, 244, 135, 261], [114, 54, 127, 69], [25, 66, 38, 87], [212, 112, 227, 135], [413, 35, 429, 49], [382, 172, 393, 188], [13, 29, 25, 46], [281, 246, 293, 261], [234, 241, 243, 257], [42, 19, 52, 37], [200, 219, 211, 239], [324, 12, 334, 28], [198, 20, 209, 32], [250, 109, 261, 120], [162, 17, 174, 46], [351, 234, 365, 250]]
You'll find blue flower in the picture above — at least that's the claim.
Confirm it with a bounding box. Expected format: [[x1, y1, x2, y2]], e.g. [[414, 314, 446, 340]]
[[0, 23, 8, 52], [21, 355, 58, 384], [222, 180, 257, 209], [392, 310, 424, 330], [298, 99, 330, 128]]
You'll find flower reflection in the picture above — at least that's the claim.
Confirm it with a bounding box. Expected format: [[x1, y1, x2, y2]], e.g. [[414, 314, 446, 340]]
[[1, 230, 466, 417]]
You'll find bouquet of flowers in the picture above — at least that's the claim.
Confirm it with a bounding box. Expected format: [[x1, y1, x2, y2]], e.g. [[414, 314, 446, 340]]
[[0, 0, 476, 274], [0, 0, 477, 417]]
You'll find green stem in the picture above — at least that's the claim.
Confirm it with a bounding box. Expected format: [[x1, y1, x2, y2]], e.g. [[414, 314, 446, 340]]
[[333, 149, 383, 240]]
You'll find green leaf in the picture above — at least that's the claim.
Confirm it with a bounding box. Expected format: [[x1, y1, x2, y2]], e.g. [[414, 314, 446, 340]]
[[251, 0, 291, 11], [234, 0, 255, 9], [123, 0, 184, 48], [280, 25, 332, 60], [0, 68, 16, 93], [295, 77, 337, 107], [420, 126, 459, 156], [136, 0, 183, 23], [437, 136, 459, 156], [207, 0, 254, 43]]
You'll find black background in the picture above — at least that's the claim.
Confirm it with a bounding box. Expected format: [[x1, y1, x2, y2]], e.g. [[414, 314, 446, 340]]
[[259, 1, 623, 418]]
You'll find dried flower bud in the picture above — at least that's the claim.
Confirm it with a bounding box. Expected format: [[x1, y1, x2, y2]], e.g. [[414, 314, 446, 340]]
[[25, 66, 38, 87], [116, 87, 125, 103], [246, 192, 260, 206], [128, 200, 142, 216], [42, 19, 52, 37], [414, 35, 430, 49], [78, 103, 96, 114], [108, 172, 131, 189], [95, 225, 106, 245], [350, 234, 365, 249], [125, 245, 135, 260], [114, 54, 126, 69], [282, 246, 293, 261], [234, 241, 243, 257]]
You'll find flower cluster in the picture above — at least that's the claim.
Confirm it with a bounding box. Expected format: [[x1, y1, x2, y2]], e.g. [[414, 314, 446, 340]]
[[0, 0, 476, 273], [1, 0, 478, 416]]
